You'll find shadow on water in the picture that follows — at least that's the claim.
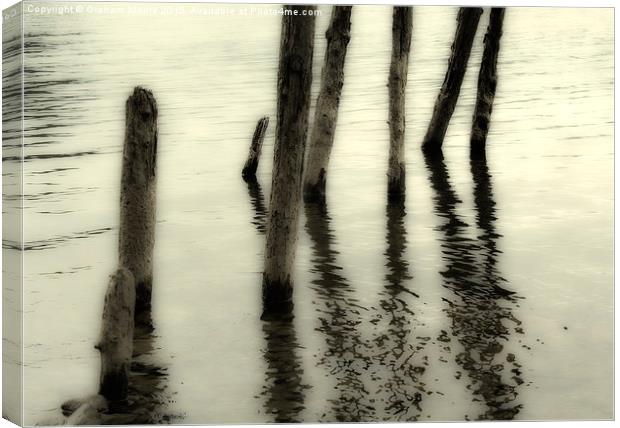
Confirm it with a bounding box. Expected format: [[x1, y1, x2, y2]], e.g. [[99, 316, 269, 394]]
[[369, 200, 428, 421], [260, 319, 309, 423], [304, 201, 375, 422], [424, 154, 524, 421]]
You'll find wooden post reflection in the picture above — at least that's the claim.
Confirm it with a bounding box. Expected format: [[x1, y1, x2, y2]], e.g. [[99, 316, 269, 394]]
[[246, 178, 267, 235], [304, 200, 374, 422], [424, 155, 523, 420], [260, 319, 308, 423], [371, 200, 427, 420]]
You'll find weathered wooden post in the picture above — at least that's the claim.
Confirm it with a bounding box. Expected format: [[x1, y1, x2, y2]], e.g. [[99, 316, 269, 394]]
[[242, 116, 269, 181], [303, 6, 352, 202], [470, 8, 505, 159], [387, 6, 413, 201], [97, 268, 136, 401], [262, 5, 316, 320], [119, 86, 158, 321], [422, 7, 483, 156]]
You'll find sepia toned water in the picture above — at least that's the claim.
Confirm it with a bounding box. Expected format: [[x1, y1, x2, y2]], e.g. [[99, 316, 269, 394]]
[[2, 2, 613, 424]]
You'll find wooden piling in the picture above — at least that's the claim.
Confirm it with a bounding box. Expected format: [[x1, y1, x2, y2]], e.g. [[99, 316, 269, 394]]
[[303, 6, 352, 202], [262, 5, 316, 320], [387, 6, 413, 201], [242, 116, 270, 181], [422, 7, 483, 156], [119, 86, 158, 319], [470, 8, 505, 159], [97, 268, 136, 401]]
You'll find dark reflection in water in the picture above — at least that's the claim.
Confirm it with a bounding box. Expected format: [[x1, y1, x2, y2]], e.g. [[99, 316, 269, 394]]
[[304, 201, 375, 422], [424, 155, 523, 420], [471, 159, 504, 283], [245, 178, 267, 234], [383, 201, 415, 298], [247, 161, 524, 421], [260, 319, 309, 422], [370, 200, 427, 421]]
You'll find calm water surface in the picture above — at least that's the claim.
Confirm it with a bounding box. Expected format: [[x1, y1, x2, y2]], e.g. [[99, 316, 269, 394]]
[[2, 3, 613, 424]]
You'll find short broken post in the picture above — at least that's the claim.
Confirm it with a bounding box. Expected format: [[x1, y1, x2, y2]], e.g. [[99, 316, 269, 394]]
[[242, 116, 269, 181], [262, 5, 316, 320], [119, 86, 158, 323], [303, 5, 352, 202], [97, 268, 136, 401], [387, 6, 413, 201], [470, 8, 505, 159], [422, 7, 483, 156]]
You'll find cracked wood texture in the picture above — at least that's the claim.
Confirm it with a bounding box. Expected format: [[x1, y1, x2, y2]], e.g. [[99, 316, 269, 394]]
[[262, 6, 316, 320], [118, 86, 158, 322], [422, 7, 483, 156], [303, 6, 352, 202], [387, 6, 413, 201], [470, 8, 505, 159]]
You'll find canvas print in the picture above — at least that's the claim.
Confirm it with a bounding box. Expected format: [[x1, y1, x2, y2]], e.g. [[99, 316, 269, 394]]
[[1, 1, 614, 425]]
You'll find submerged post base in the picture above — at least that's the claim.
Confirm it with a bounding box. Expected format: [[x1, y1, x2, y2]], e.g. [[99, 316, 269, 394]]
[[303, 169, 327, 204], [387, 163, 406, 202], [470, 137, 487, 160], [421, 141, 445, 159], [97, 268, 135, 402], [134, 278, 155, 332], [99, 371, 130, 402], [261, 275, 294, 321]]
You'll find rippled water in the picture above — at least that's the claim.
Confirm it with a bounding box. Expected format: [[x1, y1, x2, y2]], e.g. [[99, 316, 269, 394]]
[[2, 3, 613, 424]]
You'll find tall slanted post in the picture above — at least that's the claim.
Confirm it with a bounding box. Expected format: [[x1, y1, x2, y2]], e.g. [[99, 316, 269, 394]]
[[242, 116, 270, 181], [97, 268, 136, 401], [422, 7, 483, 156], [119, 86, 158, 325], [262, 5, 316, 320], [303, 5, 352, 202], [470, 8, 505, 159], [387, 6, 413, 201]]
